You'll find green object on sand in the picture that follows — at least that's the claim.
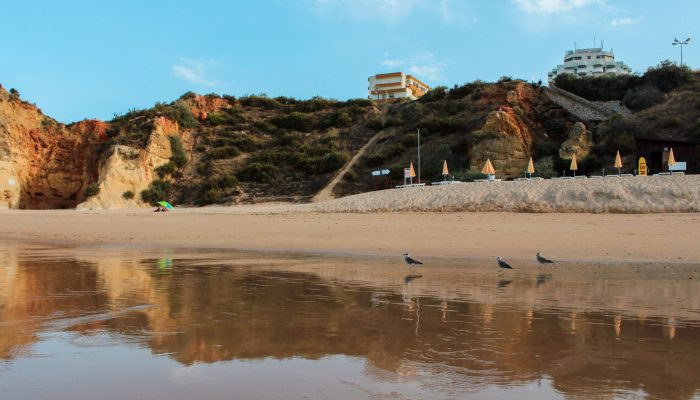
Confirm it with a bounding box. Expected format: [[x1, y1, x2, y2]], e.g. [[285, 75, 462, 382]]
[[157, 201, 173, 210]]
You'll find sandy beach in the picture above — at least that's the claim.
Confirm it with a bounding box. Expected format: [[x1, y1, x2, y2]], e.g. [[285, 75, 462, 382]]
[[1, 206, 698, 263]]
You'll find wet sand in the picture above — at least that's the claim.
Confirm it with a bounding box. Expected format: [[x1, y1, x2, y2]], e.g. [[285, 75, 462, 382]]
[[1, 243, 699, 400], [0, 208, 699, 263]]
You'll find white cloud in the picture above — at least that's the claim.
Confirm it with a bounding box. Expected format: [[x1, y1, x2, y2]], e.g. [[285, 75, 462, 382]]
[[609, 17, 641, 28], [512, 0, 600, 14], [408, 64, 446, 82], [171, 59, 219, 86], [378, 52, 447, 82]]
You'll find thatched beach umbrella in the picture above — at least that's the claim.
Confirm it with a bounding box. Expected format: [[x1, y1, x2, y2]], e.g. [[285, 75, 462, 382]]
[[668, 148, 677, 175], [614, 150, 622, 176], [570, 154, 578, 177], [408, 162, 416, 184], [526, 157, 535, 178], [482, 158, 495, 176], [442, 160, 449, 181]]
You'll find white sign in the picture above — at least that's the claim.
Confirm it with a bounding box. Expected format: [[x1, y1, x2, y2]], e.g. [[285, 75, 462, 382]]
[[371, 170, 381, 176], [381, 169, 390, 176], [404, 168, 412, 178], [7, 179, 16, 186], [670, 162, 687, 171]]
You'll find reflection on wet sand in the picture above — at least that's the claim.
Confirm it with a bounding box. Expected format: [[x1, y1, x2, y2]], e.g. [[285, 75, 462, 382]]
[[1, 243, 699, 399]]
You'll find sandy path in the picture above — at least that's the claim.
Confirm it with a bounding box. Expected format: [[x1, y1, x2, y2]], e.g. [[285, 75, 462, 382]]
[[312, 130, 388, 202], [0, 209, 698, 263]]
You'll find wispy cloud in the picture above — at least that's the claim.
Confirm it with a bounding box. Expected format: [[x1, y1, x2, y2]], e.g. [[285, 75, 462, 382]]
[[379, 52, 447, 82], [609, 17, 641, 28], [171, 59, 219, 86], [511, 0, 601, 14]]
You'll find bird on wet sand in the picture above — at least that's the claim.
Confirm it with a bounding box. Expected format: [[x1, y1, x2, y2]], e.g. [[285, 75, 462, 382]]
[[403, 253, 423, 276], [496, 256, 513, 271], [537, 252, 554, 264]]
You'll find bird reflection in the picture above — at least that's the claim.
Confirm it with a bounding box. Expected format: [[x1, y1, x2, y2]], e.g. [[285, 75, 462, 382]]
[[536, 273, 553, 288], [497, 279, 512, 289], [404, 274, 422, 283]]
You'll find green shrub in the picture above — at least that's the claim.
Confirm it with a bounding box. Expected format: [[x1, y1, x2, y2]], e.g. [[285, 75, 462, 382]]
[[294, 96, 335, 112], [198, 189, 222, 205], [271, 111, 316, 132], [239, 95, 281, 109], [297, 151, 349, 174], [419, 116, 463, 135], [366, 117, 384, 130], [85, 183, 100, 197], [140, 179, 171, 205], [420, 86, 448, 102], [202, 174, 239, 191], [208, 145, 240, 160], [237, 162, 278, 182], [623, 85, 664, 111], [155, 162, 176, 178], [122, 190, 135, 200], [168, 135, 188, 167]]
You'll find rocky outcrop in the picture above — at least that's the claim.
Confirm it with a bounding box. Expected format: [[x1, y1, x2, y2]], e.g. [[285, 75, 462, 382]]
[[559, 122, 592, 160], [77, 117, 186, 209], [0, 86, 107, 209], [470, 109, 534, 178], [184, 94, 230, 121]]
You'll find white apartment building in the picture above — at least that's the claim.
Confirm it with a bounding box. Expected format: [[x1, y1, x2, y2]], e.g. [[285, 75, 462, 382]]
[[368, 72, 430, 103], [548, 47, 632, 83]]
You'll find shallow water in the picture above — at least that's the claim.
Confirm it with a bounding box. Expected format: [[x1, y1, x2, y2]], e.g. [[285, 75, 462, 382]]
[[1, 243, 699, 399]]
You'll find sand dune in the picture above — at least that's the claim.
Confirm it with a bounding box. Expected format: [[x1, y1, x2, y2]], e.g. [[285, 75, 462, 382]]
[[301, 175, 700, 214]]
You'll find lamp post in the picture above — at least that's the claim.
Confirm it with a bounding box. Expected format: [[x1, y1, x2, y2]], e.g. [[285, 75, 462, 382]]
[[672, 37, 691, 67]]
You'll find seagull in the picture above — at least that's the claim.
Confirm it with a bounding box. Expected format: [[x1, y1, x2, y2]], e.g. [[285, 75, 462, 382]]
[[496, 256, 513, 271], [403, 253, 423, 275], [536, 252, 555, 264]]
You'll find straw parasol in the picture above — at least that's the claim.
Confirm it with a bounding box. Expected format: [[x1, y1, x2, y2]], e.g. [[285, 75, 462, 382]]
[[668, 148, 676, 175], [614, 150, 622, 176], [668, 148, 676, 166], [442, 160, 449, 178], [570, 154, 578, 177], [482, 158, 495, 175], [526, 157, 535, 178]]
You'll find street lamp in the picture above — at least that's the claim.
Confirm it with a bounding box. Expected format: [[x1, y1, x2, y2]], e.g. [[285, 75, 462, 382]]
[[672, 37, 691, 67]]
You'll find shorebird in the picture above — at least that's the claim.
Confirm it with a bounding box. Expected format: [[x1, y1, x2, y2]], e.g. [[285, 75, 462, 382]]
[[403, 253, 423, 275], [536, 252, 554, 264], [496, 256, 513, 271]]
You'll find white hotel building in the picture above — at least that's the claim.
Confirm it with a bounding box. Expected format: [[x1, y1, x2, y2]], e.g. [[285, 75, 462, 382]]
[[368, 72, 430, 103], [548, 47, 632, 83]]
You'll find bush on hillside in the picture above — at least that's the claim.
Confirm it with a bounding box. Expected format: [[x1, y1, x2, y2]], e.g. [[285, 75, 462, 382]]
[[122, 190, 135, 200], [85, 183, 100, 197], [271, 112, 316, 132], [622, 85, 664, 111], [141, 179, 171, 205], [168, 135, 187, 167], [236, 162, 278, 182]]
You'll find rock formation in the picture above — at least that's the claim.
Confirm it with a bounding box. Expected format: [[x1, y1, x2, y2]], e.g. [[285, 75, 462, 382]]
[[470, 109, 534, 178], [77, 117, 189, 209], [0, 86, 107, 209], [558, 122, 592, 160]]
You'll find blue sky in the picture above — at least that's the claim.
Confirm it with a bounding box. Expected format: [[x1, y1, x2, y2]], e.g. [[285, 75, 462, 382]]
[[1, 0, 698, 122]]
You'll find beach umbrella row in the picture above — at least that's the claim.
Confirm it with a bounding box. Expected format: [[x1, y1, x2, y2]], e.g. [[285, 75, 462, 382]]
[[408, 148, 679, 180]]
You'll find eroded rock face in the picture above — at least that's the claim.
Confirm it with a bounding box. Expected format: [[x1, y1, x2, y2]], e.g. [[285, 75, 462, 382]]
[[0, 86, 107, 209], [77, 117, 185, 209], [185, 95, 230, 121], [470, 109, 534, 178], [559, 122, 591, 160]]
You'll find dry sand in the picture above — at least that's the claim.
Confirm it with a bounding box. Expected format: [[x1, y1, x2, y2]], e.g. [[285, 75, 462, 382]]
[[1, 175, 698, 263], [0, 208, 698, 264]]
